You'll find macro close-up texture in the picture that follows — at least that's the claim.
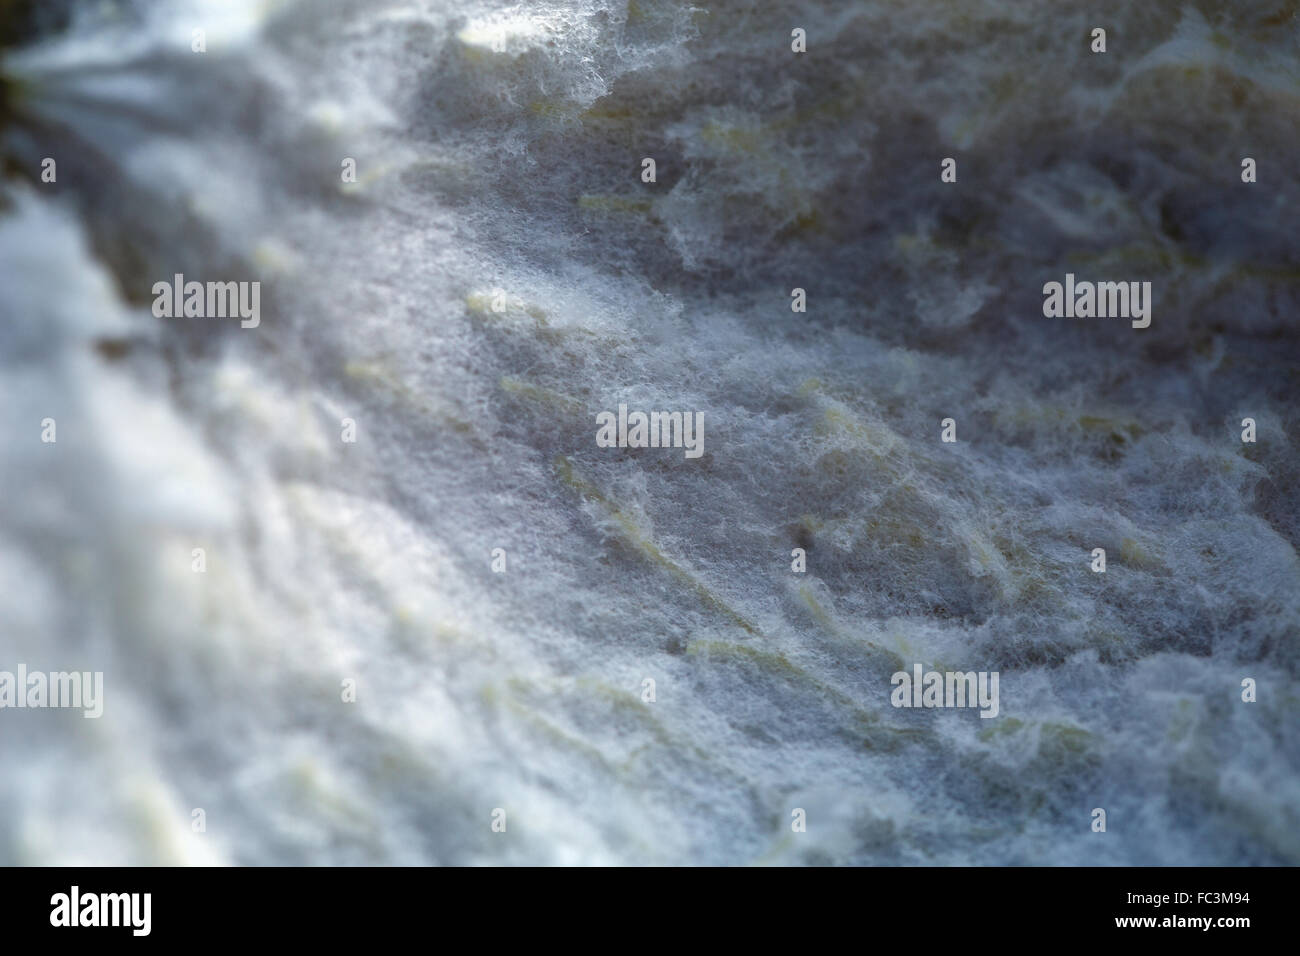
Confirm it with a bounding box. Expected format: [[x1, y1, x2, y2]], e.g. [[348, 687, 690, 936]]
[[0, 0, 1297, 865]]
